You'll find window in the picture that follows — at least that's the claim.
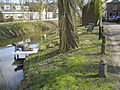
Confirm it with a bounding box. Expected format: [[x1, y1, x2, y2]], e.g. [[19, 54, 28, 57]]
[[18, 16, 22, 18], [23, 6, 29, 11], [118, 12, 120, 16], [15, 6, 21, 11], [5, 15, 10, 18], [110, 13, 112, 16], [113, 12, 116, 16], [113, 6, 117, 10], [3, 5, 10, 10]]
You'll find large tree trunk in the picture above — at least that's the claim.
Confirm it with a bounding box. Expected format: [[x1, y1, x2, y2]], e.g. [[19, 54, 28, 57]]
[[58, 0, 79, 52]]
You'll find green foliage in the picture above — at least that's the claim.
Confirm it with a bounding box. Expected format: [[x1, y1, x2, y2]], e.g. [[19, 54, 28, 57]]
[[6, 16, 14, 22], [0, 19, 4, 22], [24, 2, 45, 12]]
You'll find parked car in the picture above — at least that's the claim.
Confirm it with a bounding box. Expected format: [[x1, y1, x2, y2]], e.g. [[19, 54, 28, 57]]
[[115, 16, 120, 23], [108, 16, 116, 22]]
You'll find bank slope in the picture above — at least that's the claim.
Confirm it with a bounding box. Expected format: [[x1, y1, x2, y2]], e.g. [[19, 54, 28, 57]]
[[18, 26, 115, 90]]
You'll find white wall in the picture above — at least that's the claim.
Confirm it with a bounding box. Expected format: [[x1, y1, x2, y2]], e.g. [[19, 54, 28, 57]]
[[41, 8, 46, 20], [103, 11, 107, 21], [31, 12, 39, 20], [47, 12, 53, 19], [2, 12, 31, 20]]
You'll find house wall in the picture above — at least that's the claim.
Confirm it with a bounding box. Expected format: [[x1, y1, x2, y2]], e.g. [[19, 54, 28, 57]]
[[3, 13, 13, 19], [2, 12, 31, 20], [47, 12, 53, 19], [106, 2, 120, 19], [1, 12, 41, 20], [103, 11, 108, 21], [32, 12, 39, 20], [23, 13, 30, 20], [0, 4, 37, 20], [0, 4, 55, 21], [30, 12, 39, 20], [41, 8, 46, 20]]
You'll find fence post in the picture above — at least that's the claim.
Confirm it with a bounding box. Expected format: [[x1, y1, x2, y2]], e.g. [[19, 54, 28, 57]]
[[102, 26, 104, 33], [99, 26, 102, 40], [101, 35, 106, 55], [99, 60, 107, 77]]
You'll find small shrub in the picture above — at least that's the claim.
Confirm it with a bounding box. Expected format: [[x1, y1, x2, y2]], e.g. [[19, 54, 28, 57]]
[[0, 19, 4, 22], [6, 16, 14, 22]]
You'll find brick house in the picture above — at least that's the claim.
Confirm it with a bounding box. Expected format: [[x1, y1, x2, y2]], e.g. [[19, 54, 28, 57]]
[[106, 0, 120, 20]]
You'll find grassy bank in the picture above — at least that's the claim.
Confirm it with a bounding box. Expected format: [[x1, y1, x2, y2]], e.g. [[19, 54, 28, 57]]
[[0, 21, 58, 40], [18, 26, 115, 90]]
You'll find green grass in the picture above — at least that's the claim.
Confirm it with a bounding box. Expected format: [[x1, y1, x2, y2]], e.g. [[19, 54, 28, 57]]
[[0, 21, 58, 40], [20, 26, 115, 90]]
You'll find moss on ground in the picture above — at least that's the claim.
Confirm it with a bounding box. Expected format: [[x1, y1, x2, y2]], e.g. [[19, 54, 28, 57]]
[[19, 26, 115, 90]]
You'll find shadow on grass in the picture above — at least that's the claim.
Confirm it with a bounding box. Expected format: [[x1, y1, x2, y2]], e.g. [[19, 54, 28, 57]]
[[40, 49, 60, 60], [108, 65, 120, 74], [26, 49, 60, 64], [83, 74, 99, 78], [92, 32, 99, 35], [80, 32, 98, 36], [23, 57, 110, 89], [35, 62, 99, 88], [86, 53, 101, 56]]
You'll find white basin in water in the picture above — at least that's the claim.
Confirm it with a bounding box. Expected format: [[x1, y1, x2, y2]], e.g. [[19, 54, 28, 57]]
[[12, 48, 39, 60], [14, 48, 39, 54]]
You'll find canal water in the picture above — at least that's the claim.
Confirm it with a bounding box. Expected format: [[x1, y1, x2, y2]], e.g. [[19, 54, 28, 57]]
[[0, 37, 40, 90]]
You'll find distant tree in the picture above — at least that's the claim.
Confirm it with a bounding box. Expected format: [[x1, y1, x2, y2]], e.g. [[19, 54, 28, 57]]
[[49, 1, 58, 18], [76, 0, 84, 22], [93, 0, 107, 39], [94, 0, 103, 27], [77, 0, 84, 9], [24, 0, 57, 19], [24, 0, 45, 20], [44, 0, 57, 19], [24, 1, 45, 12]]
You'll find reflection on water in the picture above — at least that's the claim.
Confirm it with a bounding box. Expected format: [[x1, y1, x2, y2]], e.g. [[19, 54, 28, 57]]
[[12, 60, 24, 72], [0, 46, 23, 90], [14, 65, 23, 72], [0, 39, 40, 90]]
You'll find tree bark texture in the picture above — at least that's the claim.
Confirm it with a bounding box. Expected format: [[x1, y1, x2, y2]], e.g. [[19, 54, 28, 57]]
[[58, 0, 79, 52]]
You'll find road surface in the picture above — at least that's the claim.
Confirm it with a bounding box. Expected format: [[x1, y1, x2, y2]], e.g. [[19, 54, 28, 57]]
[[104, 22, 120, 89]]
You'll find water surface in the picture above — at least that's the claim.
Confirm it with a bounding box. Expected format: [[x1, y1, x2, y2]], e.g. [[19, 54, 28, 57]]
[[0, 39, 40, 90]]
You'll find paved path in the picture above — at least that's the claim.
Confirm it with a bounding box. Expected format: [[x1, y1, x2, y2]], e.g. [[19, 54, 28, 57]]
[[104, 22, 120, 89], [104, 22, 120, 67]]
